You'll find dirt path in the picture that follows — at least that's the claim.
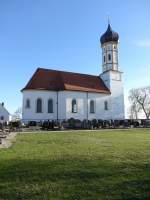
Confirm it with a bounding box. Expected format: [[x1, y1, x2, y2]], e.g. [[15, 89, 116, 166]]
[[0, 132, 17, 149]]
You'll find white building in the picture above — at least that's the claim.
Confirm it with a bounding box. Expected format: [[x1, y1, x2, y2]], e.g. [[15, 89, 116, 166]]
[[22, 24, 125, 123], [0, 102, 10, 123]]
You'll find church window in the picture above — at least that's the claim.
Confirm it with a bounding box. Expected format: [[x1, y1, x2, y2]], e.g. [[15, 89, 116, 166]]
[[108, 54, 111, 61], [104, 101, 108, 110], [26, 99, 30, 109], [48, 99, 53, 113], [107, 45, 110, 50], [72, 99, 77, 113], [0, 116, 4, 120], [103, 55, 106, 63], [36, 98, 42, 113], [90, 100, 95, 113]]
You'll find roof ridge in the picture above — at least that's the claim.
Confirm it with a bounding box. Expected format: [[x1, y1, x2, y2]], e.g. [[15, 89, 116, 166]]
[[37, 67, 99, 78]]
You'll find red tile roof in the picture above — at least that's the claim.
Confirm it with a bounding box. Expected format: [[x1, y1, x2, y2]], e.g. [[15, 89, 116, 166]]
[[22, 68, 110, 94]]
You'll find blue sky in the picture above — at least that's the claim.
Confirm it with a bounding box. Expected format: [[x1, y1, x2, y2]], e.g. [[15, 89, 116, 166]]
[[0, 0, 150, 114]]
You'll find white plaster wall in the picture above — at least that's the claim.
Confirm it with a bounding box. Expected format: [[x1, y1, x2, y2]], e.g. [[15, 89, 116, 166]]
[[100, 70, 125, 120], [110, 78, 125, 119], [58, 91, 66, 120], [88, 93, 111, 120], [0, 104, 9, 122], [22, 90, 113, 122], [60, 91, 112, 120], [64, 91, 87, 120], [22, 90, 58, 122]]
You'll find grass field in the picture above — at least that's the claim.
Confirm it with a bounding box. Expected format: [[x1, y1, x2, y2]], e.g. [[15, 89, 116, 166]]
[[0, 129, 150, 200]]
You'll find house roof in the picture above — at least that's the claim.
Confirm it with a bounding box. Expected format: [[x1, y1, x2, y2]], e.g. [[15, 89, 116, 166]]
[[0, 103, 9, 115], [22, 68, 110, 94]]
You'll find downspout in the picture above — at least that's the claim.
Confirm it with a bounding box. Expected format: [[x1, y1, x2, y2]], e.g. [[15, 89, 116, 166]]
[[57, 91, 58, 122], [87, 92, 88, 121]]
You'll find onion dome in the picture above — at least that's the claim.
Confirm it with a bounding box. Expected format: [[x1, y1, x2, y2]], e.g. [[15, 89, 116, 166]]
[[100, 24, 119, 45]]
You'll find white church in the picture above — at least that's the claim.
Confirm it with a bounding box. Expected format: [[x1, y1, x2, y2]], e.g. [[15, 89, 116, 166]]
[[22, 24, 125, 123]]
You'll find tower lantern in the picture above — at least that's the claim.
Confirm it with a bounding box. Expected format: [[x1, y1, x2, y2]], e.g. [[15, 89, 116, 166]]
[[100, 24, 119, 72]]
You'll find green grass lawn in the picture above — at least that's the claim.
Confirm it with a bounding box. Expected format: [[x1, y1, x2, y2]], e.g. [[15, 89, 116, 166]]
[[0, 129, 150, 200]]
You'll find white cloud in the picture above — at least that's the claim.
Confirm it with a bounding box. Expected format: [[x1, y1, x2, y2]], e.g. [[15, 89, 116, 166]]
[[136, 38, 150, 48]]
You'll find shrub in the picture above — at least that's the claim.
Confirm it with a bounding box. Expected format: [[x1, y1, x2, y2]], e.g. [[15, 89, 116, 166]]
[[28, 121, 37, 127], [91, 119, 97, 128], [9, 121, 21, 128], [42, 120, 55, 130]]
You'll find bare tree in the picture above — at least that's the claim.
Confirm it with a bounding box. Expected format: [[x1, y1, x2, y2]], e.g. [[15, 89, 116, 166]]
[[128, 102, 141, 120], [12, 107, 22, 120], [129, 87, 150, 119]]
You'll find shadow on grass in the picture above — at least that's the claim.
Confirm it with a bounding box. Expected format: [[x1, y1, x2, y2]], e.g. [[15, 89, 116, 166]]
[[0, 158, 150, 200]]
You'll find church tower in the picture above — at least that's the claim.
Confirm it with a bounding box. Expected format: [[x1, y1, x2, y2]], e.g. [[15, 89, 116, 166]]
[[101, 24, 119, 72], [100, 23, 125, 119]]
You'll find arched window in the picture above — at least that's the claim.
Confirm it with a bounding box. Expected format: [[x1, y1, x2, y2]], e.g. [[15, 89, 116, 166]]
[[90, 100, 95, 113], [108, 54, 111, 61], [104, 101, 108, 110], [36, 98, 42, 113], [48, 99, 53, 113], [72, 99, 77, 113], [26, 99, 30, 109], [107, 45, 110, 50], [103, 55, 106, 63], [0, 116, 4, 120]]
